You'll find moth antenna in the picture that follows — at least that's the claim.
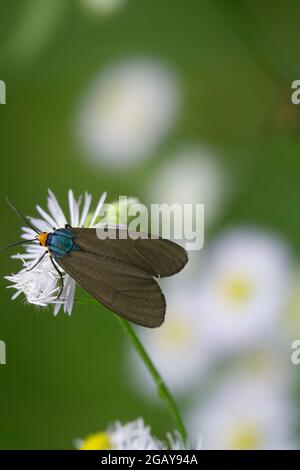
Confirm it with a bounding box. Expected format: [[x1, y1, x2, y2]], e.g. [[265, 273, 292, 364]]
[[0, 239, 37, 253], [6, 198, 40, 234]]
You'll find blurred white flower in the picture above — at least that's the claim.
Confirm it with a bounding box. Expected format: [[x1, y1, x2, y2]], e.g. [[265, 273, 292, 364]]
[[284, 270, 300, 337], [188, 369, 295, 450], [77, 59, 180, 169], [129, 282, 211, 394], [80, 0, 126, 16], [75, 418, 201, 450], [76, 418, 161, 450], [147, 145, 228, 229], [101, 196, 140, 225], [196, 228, 293, 353], [5, 189, 107, 315]]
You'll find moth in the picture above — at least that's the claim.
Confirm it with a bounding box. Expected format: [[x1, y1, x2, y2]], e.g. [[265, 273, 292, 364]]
[[2, 201, 188, 328]]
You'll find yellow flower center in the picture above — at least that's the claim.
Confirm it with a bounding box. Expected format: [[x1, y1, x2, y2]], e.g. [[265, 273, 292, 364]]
[[80, 432, 112, 450], [227, 422, 261, 450], [160, 318, 192, 347], [220, 275, 252, 304]]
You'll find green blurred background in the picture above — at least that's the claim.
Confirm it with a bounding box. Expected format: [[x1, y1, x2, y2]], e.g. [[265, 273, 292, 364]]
[[0, 0, 300, 449]]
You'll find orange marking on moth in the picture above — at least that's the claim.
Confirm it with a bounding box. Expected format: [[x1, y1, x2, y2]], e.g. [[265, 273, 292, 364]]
[[37, 232, 49, 247]]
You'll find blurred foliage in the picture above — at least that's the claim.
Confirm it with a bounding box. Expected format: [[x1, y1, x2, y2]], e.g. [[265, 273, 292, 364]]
[[0, 0, 300, 449]]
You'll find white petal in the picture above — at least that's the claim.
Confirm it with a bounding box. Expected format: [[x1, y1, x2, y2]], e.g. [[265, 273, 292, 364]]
[[79, 192, 92, 227], [68, 190, 81, 227], [47, 189, 68, 227], [90, 191, 107, 227], [11, 290, 23, 300], [27, 216, 52, 232], [35, 205, 58, 229], [64, 277, 76, 315], [21, 227, 37, 239]]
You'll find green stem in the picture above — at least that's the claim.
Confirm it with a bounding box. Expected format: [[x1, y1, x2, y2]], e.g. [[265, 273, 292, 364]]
[[76, 296, 188, 442], [116, 316, 188, 443]]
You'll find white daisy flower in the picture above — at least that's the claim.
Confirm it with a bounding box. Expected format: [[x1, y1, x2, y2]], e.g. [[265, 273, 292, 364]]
[[75, 418, 162, 450], [147, 144, 229, 229], [76, 59, 180, 169], [196, 228, 293, 353], [5, 189, 107, 316], [75, 418, 201, 450], [79, 0, 126, 16], [187, 368, 295, 450], [129, 281, 212, 394], [6, 257, 61, 307]]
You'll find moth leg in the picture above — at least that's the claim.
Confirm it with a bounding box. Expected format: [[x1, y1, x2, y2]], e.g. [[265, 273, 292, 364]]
[[26, 251, 47, 272], [50, 256, 65, 300]]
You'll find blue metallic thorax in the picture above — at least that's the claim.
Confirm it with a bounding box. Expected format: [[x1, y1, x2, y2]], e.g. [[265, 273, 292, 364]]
[[47, 228, 80, 259]]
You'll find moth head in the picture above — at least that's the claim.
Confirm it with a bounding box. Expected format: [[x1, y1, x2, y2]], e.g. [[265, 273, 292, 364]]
[[37, 232, 49, 247]]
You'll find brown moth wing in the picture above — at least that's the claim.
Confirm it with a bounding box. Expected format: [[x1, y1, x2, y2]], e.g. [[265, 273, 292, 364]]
[[58, 250, 165, 328], [71, 227, 188, 278]]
